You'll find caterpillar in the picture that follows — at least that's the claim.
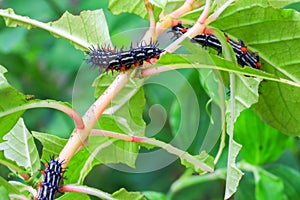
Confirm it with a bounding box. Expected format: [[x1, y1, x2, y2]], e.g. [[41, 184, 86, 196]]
[[85, 41, 164, 73], [171, 23, 261, 69], [36, 157, 64, 200]]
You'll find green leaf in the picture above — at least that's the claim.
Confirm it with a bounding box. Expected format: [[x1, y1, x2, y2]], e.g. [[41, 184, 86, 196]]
[[140, 137, 214, 172], [234, 109, 294, 165], [0, 8, 111, 51], [0, 65, 27, 138], [224, 139, 244, 199], [0, 186, 10, 200], [108, 0, 162, 20], [224, 72, 260, 198], [109, 0, 147, 18], [32, 131, 67, 161], [267, 165, 300, 199], [65, 146, 101, 184], [142, 191, 167, 200], [168, 168, 226, 199], [0, 176, 20, 195], [254, 167, 286, 200], [254, 81, 300, 136], [50, 10, 111, 48], [149, 0, 167, 8], [180, 151, 214, 173], [256, 0, 300, 8], [0, 118, 40, 175], [210, 1, 300, 136], [112, 188, 146, 200], [225, 75, 261, 124], [86, 136, 138, 168]]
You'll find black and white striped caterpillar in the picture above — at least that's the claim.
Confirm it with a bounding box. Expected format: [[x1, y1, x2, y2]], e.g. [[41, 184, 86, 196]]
[[36, 157, 64, 200], [171, 23, 261, 69], [85, 41, 164, 73]]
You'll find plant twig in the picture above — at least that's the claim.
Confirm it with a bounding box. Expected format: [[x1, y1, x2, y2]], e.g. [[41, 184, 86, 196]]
[[206, 0, 235, 24], [60, 184, 116, 200], [58, 69, 133, 167], [143, 0, 156, 41], [156, 0, 197, 36], [90, 129, 213, 172], [164, 0, 210, 53], [9, 194, 29, 200], [0, 101, 84, 129]]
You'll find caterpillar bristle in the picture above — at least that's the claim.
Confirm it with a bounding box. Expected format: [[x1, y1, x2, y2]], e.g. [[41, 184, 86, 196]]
[[86, 41, 163, 74]]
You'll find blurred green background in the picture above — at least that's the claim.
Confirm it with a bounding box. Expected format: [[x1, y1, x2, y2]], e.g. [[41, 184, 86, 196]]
[[1, 1, 300, 200]]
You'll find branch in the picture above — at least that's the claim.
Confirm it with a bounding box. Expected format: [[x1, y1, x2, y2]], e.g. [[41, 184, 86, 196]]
[[0, 100, 84, 129], [58, 69, 133, 167], [9, 194, 29, 200], [206, 0, 235, 24], [156, 0, 197, 36], [90, 129, 213, 172], [143, 0, 156, 41], [60, 184, 116, 200]]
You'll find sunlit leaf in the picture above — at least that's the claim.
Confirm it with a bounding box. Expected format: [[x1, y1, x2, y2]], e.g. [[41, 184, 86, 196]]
[[32, 131, 67, 161], [0, 118, 40, 175], [108, 0, 162, 20], [224, 140, 243, 199], [0, 8, 111, 51], [143, 191, 167, 200], [112, 188, 146, 200]]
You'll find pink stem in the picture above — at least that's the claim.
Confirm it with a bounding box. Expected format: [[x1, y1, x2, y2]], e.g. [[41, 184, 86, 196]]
[[143, 0, 157, 41], [0, 101, 84, 129], [206, 0, 235, 24], [186, 0, 210, 38], [90, 129, 213, 172], [60, 185, 115, 200], [90, 129, 143, 143], [155, 0, 197, 36], [9, 194, 29, 200], [58, 69, 133, 167], [170, 0, 195, 18]]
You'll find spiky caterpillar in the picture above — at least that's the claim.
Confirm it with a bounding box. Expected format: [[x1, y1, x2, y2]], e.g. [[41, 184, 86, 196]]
[[85, 41, 164, 73], [171, 23, 261, 69], [36, 157, 64, 200]]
